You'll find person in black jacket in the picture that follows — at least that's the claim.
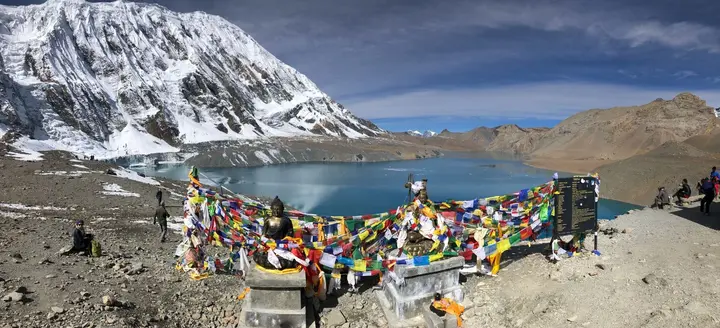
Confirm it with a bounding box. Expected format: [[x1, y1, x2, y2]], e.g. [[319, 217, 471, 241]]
[[153, 201, 170, 242], [155, 189, 163, 206], [674, 179, 692, 204], [72, 220, 93, 253]]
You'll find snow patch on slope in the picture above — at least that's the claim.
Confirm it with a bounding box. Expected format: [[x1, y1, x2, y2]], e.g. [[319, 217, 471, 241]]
[[112, 168, 161, 186], [100, 183, 140, 197], [254, 150, 273, 164]]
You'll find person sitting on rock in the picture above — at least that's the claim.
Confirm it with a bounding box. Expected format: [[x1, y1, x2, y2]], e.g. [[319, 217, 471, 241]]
[[654, 187, 670, 209], [673, 179, 692, 204], [72, 220, 93, 254]]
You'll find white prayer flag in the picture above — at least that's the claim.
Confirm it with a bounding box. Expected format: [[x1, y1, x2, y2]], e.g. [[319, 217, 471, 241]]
[[320, 252, 337, 268], [472, 246, 486, 260]]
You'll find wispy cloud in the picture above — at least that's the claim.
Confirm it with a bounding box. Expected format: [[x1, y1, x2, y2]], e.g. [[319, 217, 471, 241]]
[[345, 82, 720, 119], [673, 70, 698, 79]]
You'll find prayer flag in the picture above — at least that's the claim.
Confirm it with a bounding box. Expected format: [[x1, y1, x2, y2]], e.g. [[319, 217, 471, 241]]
[[413, 255, 430, 266], [352, 260, 367, 272], [320, 253, 337, 268]]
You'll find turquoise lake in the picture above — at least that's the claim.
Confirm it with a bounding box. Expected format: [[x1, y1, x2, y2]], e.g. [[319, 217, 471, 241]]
[[132, 157, 639, 219]]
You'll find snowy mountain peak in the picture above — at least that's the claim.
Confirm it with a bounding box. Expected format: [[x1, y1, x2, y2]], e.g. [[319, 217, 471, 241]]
[[406, 130, 437, 138], [0, 0, 384, 159]]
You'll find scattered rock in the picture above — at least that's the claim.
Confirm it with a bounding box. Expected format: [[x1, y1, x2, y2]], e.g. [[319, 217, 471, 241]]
[[622, 228, 632, 234], [2, 292, 26, 302], [595, 264, 607, 270], [326, 309, 346, 326], [51, 306, 64, 313], [102, 295, 117, 307], [641, 273, 668, 286], [567, 315, 578, 322], [14, 286, 28, 294], [47, 311, 57, 320], [532, 300, 549, 314]]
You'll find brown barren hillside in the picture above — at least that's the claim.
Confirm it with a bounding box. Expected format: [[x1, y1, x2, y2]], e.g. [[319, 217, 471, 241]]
[[402, 92, 717, 174], [529, 93, 718, 160], [501, 93, 720, 173]]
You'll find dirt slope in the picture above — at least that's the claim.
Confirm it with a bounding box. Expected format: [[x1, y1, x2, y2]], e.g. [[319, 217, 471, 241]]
[[596, 141, 720, 205], [528, 93, 718, 161]]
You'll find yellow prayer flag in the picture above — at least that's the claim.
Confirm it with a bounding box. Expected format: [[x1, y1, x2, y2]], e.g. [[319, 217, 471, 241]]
[[352, 260, 367, 272], [429, 253, 444, 262], [497, 238, 511, 253], [358, 230, 370, 241]]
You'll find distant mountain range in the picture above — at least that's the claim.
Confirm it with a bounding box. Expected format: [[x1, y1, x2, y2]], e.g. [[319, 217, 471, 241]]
[[405, 130, 438, 138], [394, 92, 719, 167]]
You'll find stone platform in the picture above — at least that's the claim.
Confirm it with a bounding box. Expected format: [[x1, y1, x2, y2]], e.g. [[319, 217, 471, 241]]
[[375, 256, 465, 327], [240, 267, 309, 328]]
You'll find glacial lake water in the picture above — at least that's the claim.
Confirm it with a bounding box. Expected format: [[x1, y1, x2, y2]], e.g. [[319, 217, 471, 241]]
[[131, 157, 639, 219]]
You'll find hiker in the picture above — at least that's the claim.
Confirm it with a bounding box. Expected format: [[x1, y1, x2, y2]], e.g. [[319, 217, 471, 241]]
[[712, 166, 720, 180], [700, 178, 715, 216], [72, 220, 93, 253], [155, 188, 163, 206], [153, 200, 170, 242], [674, 179, 692, 204], [654, 187, 670, 209]]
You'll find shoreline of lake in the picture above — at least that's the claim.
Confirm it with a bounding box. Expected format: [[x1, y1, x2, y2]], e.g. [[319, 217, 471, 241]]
[[131, 157, 640, 219]]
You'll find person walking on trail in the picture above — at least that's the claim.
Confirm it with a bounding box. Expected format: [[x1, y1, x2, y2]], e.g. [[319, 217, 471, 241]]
[[700, 178, 715, 216], [711, 166, 720, 180], [153, 201, 170, 242], [155, 188, 163, 206]]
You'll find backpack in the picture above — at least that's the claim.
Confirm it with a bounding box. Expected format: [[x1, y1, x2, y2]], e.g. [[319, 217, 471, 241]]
[[91, 240, 102, 257]]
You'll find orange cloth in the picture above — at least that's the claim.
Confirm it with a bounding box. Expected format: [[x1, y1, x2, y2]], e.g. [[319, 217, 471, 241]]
[[431, 298, 465, 327], [488, 252, 501, 275]]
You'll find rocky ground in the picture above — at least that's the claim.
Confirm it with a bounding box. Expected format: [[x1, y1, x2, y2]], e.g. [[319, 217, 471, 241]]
[[1, 151, 719, 328]]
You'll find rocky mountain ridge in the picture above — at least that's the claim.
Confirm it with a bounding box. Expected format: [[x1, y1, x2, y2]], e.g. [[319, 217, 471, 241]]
[[0, 0, 383, 160], [434, 93, 719, 162]]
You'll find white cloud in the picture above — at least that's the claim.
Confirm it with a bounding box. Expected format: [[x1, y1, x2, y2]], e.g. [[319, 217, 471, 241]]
[[344, 82, 720, 119], [673, 70, 698, 79]]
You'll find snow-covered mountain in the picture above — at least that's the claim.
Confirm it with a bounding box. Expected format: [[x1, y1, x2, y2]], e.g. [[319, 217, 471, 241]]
[[0, 0, 384, 159], [406, 130, 437, 138], [423, 130, 437, 138]]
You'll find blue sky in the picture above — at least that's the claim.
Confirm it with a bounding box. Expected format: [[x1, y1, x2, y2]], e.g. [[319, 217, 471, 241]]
[[6, 0, 720, 132]]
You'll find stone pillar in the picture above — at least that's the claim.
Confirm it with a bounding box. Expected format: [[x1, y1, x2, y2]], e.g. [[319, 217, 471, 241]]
[[240, 267, 308, 328], [375, 256, 465, 326]]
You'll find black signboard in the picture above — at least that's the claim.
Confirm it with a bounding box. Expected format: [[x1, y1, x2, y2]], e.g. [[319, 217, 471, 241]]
[[554, 176, 598, 236]]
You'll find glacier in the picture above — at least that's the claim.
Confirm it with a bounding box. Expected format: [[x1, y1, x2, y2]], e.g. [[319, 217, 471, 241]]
[[0, 0, 384, 159]]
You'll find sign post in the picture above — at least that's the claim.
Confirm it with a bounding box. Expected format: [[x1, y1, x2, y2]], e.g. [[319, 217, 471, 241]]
[[553, 176, 599, 256]]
